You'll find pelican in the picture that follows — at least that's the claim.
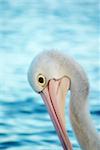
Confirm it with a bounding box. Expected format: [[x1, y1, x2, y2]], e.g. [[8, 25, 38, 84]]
[[28, 50, 100, 150]]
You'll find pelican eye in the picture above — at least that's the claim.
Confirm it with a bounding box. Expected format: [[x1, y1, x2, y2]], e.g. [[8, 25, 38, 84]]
[[37, 74, 46, 87]]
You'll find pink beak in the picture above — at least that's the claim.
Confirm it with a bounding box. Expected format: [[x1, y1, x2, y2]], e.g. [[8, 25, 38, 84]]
[[40, 77, 72, 150]]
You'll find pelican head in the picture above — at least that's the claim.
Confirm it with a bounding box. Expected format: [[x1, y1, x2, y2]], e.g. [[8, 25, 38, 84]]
[[28, 50, 89, 150]]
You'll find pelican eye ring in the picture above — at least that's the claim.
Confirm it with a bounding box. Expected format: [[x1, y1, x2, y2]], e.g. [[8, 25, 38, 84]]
[[37, 74, 46, 87]]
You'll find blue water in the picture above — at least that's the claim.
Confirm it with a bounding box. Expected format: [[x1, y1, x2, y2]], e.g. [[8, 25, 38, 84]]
[[0, 0, 99, 150]]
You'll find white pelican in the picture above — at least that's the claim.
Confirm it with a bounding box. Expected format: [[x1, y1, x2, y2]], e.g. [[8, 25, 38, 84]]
[[28, 50, 100, 150]]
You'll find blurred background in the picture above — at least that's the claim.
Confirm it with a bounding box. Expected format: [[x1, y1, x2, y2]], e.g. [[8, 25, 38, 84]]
[[0, 0, 99, 150]]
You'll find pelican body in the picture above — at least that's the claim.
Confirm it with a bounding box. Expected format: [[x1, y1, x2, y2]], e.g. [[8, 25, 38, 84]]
[[28, 50, 100, 150]]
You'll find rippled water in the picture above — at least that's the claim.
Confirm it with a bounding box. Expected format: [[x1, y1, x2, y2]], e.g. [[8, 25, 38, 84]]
[[0, 0, 99, 150]]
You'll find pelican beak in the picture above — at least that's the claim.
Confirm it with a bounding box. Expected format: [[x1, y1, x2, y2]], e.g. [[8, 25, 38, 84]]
[[40, 77, 72, 150]]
